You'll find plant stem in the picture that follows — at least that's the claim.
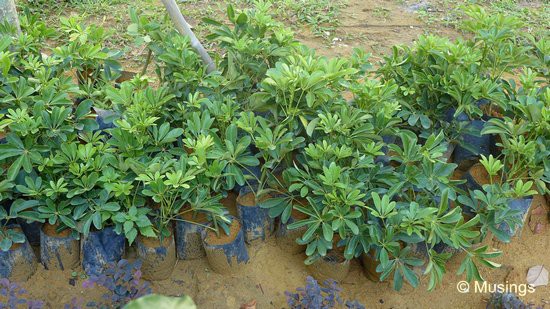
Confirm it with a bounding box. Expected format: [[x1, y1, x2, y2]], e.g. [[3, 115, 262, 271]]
[[141, 49, 152, 76]]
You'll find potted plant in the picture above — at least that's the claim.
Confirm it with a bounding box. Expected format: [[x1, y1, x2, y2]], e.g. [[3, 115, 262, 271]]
[[54, 16, 121, 88], [459, 155, 539, 243], [0, 199, 40, 281], [16, 175, 80, 271]]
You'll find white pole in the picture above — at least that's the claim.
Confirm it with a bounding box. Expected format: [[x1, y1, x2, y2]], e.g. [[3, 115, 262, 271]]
[[161, 0, 216, 73]]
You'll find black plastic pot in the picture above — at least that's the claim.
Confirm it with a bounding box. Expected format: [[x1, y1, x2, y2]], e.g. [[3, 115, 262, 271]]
[[175, 219, 206, 260], [236, 187, 274, 243], [17, 219, 42, 246], [454, 120, 493, 168], [40, 224, 80, 271], [444, 108, 469, 123], [201, 217, 249, 274], [0, 228, 37, 281], [81, 226, 125, 275], [136, 234, 177, 281], [497, 197, 533, 237]]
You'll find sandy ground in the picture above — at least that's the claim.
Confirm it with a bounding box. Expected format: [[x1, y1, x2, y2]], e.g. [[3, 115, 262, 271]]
[[13, 194, 549, 308]]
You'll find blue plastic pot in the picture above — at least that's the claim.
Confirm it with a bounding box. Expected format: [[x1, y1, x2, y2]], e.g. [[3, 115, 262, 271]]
[[136, 234, 176, 281], [40, 224, 80, 271], [0, 228, 37, 281], [201, 217, 249, 274], [453, 120, 493, 167], [236, 187, 274, 243], [498, 197, 533, 237], [94, 108, 117, 131], [233, 165, 262, 194], [444, 108, 469, 123], [175, 219, 206, 260], [375, 135, 397, 165], [81, 226, 125, 276]]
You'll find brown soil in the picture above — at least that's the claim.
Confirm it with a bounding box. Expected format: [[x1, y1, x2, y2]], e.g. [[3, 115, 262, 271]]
[[469, 163, 501, 185], [204, 220, 241, 246], [180, 207, 209, 224], [237, 191, 270, 207], [42, 223, 72, 238], [115, 70, 137, 83], [287, 198, 309, 220], [296, 0, 461, 59], [480, 103, 505, 119], [138, 233, 173, 248], [220, 191, 238, 217]]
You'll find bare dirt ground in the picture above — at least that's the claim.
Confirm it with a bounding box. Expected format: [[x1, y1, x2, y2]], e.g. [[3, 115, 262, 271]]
[[23, 194, 550, 308]]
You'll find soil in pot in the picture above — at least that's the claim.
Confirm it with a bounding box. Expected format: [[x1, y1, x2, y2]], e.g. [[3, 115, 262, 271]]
[[462, 163, 501, 192], [236, 188, 274, 243], [307, 251, 350, 283], [136, 233, 177, 281], [276, 204, 308, 254], [202, 219, 249, 274], [0, 227, 37, 281], [220, 191, 238, 217], [40, 224, 80, 271], [175, 210, 208, 260], [115, 70, 137, 84], [81, 226, 125, 276]]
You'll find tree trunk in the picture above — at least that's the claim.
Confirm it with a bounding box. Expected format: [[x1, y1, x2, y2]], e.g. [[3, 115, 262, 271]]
[[0, 0, 21, 35], [161, 0, 216, 73]]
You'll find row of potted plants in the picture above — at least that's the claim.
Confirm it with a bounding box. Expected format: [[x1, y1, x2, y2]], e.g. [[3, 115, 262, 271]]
[[0, 4, 548, 290]]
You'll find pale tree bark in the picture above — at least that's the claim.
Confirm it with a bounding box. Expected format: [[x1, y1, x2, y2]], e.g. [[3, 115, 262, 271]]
[[161, 0, 216, 73], [0, 0, 21, 35]]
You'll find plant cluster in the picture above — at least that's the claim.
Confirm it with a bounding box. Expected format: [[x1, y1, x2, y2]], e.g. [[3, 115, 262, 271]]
[[0, 278, 43, 309], [285, 276, 364, 309], [82, 259, 151, 308], [0, 2, 548, 294]]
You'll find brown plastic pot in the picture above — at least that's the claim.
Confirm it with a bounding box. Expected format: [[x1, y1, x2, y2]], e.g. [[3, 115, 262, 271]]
[[136, 233, 177, 281], [360, 251, 381, 282], [275, 201, 308, 254], [220, 191, 238, 218], [306, 251, 350, 283]]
